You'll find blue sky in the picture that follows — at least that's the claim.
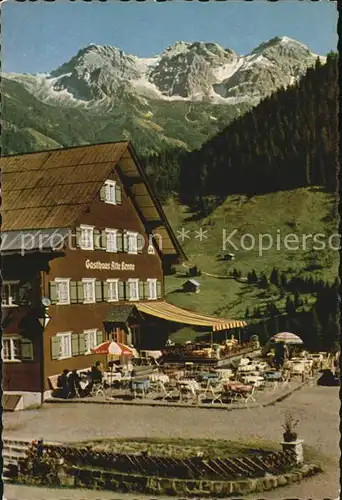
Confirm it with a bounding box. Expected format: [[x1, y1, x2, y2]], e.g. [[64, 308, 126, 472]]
[[2, 0, 338, 74]]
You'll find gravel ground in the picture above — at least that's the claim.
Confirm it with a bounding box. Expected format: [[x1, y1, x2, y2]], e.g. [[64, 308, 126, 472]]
[[4, 385, 340, 500]]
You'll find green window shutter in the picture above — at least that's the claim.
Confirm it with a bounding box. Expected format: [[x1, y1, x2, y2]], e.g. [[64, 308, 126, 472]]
[[51, 337, 61, 360], [77, 281, 84, 303], [118, 281, 125, 300], [96, 330, 103, 345], [71, 333, 80, 356], [117, 231, 123, 252], [144, 281, 149, 299], [94, 229, 101, 250], [21, 338, 34, 361], [100, 185, 106, 201], [157, 280, 162, 299], [103, 281, 109, 301], [79, 333, 86, 355], [137, 234, 144, 254], [115, 184, 122, 205], [49, 282, 58, 305], [123, 232, 128, 252], [75, 228, 81, 248], [139, 281, 144, 299], [95, 281, 103, 302], [70, 281, 78, 304], [101, 230, 107, 250]]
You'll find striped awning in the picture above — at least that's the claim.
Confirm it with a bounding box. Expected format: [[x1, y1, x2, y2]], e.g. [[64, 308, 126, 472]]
[[135, 301, 246, 331]]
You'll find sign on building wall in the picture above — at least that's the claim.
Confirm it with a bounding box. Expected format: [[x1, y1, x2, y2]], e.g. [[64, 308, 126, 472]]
[[85, 259, 135, 271]]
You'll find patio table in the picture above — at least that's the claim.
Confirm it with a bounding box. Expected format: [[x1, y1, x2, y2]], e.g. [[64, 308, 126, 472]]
[[264, 371, 282, 380], [216, 369, 233, 378], [197, 372, 220, 382], [240, 375, 264, 385], [103, 371, 122, 385], [237, 365, 255, 373], [131, 378, 150, 398], [117, 376, 132, 390], [224, 381, 252, 392], [263, 371, 282, 390], [178, 380, 203, 403], [149, 373, 169, 383]]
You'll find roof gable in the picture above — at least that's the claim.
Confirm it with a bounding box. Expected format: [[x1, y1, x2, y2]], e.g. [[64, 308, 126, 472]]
[[1, 141, 185, 260], [184, 279, 201, 287]]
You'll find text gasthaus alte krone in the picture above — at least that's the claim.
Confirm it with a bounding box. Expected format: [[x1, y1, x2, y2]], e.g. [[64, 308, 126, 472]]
[[85, 259, 135, 271]]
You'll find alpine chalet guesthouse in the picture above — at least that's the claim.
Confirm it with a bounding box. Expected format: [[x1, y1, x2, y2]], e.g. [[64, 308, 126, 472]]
[[1, 142, 244, 409]]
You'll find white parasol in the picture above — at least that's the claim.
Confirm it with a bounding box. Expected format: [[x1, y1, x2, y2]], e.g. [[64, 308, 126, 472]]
[[271, 332, 304, 345]]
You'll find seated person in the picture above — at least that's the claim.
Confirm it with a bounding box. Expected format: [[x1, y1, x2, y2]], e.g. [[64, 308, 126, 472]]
[[108, 361, 117, 373], [57, 369, 70, 398], [87, 361, 105, 393], [68, 369, 82, 398], [91, 361, 103, 382], [317, 369, 340, 386]]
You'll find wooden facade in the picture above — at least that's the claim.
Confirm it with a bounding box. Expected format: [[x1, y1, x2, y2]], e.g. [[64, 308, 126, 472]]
[[1, 142, 184, 400]]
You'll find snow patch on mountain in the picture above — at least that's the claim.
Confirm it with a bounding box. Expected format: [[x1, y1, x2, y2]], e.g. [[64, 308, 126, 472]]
[[6, 36, 325, 110], [241, 54, 275, 71], [212, 58, 244, 81]]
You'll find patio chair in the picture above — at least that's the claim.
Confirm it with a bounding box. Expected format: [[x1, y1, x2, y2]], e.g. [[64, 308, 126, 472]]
[[242, 385, 257, 405], [281, 371, 291, 389], [132, 380, 149, 399], [271, 380, 279, 391], [158, 381, 179, 401], [207, 383, 229, 405], [90, 380, 106, 397], [223, 388, 244, 404], [178, 382, 197, 403]]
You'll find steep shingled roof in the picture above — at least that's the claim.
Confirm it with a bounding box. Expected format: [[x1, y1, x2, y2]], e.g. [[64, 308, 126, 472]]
[[1, 142, 128, 230], [1, 141, 185, 260]]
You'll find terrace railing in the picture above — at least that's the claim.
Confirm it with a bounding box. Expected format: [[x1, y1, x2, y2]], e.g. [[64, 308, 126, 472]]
[[15, 440, 297, 480]]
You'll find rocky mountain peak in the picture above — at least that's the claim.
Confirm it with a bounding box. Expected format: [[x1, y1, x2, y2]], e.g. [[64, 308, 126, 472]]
[[251, 36, 312, 58], [6, 36, 323, 107]]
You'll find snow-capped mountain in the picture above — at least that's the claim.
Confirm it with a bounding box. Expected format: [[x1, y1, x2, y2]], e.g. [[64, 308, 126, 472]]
[[5, 36, 324, 110]]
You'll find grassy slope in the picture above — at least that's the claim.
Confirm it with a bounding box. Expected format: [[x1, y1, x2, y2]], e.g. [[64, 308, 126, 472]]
[[163, 187, 338, 326]]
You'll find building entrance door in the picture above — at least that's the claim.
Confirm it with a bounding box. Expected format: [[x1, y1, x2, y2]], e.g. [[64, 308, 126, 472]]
[[130, 325, 141, 349]]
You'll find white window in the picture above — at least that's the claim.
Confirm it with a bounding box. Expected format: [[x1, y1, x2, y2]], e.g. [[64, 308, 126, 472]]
[[107, 279, 119, 302], [2, 337, 21, 362], [127, 231, 138, 254], [2, 282, 20, 307], [57, 332, 72, 359], [106, 229, 118, 253], [55, 278, 70, 305], [84, 329, 98, 354], [82, 278, 96, 304], [80, 225, 94, 250], [105, 180, 117, 204], [147, 279, 157, 300], [128, 279, 139, 301]]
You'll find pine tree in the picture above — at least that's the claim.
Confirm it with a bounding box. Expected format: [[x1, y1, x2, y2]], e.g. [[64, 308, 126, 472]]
[[280, 273, 288, 289], [324, 313, 339, 351], [259, 273, 269, 288], [270, 267, 280, 287], [294, 291, 303, 310], [250, 269, 258, 283], [307, 310, 323, 351], [285, 296, 296, 315]]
